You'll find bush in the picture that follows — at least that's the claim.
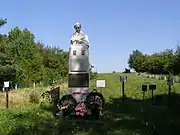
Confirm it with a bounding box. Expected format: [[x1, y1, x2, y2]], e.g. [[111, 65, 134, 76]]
[[29, 90, 40, 104], [123, 68, 131, 73], [39, 91, 52, 110], [90, 72, 98, 80]]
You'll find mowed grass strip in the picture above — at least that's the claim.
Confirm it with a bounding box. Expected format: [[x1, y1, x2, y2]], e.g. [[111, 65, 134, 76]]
[[95, 72, 180, 100]]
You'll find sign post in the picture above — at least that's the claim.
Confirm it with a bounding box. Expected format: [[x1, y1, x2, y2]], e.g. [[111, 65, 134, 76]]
[[50, 87, 60, 116], [142, 84, 148, 100], [96, 80, 106, 93], [4, 81, 9, 109], [120, 76, 127, 101], [149, 84, 156, 100], [167, 76, 173, 107]]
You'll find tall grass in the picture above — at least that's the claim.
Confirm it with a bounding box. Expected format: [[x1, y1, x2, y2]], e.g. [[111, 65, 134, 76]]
[[0, 83, 68, 109]]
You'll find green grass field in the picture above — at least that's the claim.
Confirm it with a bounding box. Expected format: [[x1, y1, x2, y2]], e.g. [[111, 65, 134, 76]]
[[0, 72, 180, 135]]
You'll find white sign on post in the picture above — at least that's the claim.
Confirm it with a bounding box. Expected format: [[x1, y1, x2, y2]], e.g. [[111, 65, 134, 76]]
[[120, 76, 127, 82], [4, 81, 9, 88], [96, 80, 106, 88]]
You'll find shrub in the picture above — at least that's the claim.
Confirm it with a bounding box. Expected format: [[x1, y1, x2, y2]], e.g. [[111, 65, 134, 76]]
[[123, 68, 131, 73], [29, 90, 40, 104]]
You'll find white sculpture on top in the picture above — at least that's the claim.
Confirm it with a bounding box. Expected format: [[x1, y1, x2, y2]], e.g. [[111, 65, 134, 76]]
[[70, 23, 89, 47]]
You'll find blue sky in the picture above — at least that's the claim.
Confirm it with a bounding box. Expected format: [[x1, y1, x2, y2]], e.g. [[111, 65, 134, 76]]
[[1, 0, 180, 73]]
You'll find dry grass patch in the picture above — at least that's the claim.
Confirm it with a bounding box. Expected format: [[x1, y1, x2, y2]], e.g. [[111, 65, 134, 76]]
[[0, 87, 44, 108], [0, 83, 68, 109]]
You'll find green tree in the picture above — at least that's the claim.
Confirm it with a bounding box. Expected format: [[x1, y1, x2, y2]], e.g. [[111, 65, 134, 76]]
[[42, 46, 68, 84], [128, 49, 146, 72], [0, 18, 7, 28], [89, 64, 97, 80], [0, 18, 16, 87], [0, 18, 70, 88], [172, 45, 180, 75], [7, 27, 45, 87], [0, 33, 16, 85], [128, 48, 176, 75]]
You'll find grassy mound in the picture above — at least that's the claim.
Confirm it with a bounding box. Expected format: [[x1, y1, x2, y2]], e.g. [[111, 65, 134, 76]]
[[1, 73, 180, 135]]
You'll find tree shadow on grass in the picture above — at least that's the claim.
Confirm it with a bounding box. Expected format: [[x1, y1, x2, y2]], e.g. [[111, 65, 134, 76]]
[[102, 93, 180, 135], [7, 93, 180, 135]]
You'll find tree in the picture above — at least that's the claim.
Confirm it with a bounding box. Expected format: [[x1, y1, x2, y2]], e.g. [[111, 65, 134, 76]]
[[89, 64, 97, 80], [6, 27, 45, 87], [0, 19, 16, 87], [0, 18, 7, 28], [0, 33, 16, 85], [127, 48, 178, 75], [0, 18, 72, 88], [172, 45, 180, 75], [128, 49, 146, 72], [42, 47, 68, 84]]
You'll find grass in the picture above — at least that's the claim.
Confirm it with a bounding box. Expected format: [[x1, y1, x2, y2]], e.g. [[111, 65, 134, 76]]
[[1, 72, 180, 135], [0, 83, 68, 109]]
